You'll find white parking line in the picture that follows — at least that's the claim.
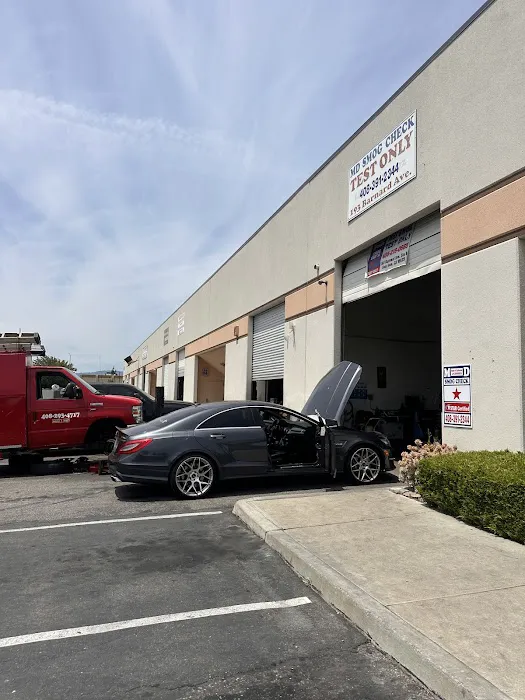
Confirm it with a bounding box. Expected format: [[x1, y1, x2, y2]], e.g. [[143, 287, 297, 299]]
[[0, 511, 223, 535], [0, 597, 311, 648]]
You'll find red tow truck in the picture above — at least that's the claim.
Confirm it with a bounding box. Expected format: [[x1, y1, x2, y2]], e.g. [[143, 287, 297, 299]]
[[0, 333, 142, 469]]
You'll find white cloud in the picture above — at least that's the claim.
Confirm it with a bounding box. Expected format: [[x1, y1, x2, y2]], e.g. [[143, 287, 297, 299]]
[[0, 89, 256, 368]]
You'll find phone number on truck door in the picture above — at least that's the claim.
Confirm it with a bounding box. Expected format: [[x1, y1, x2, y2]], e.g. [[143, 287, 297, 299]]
[[41, 412, 80, 420]]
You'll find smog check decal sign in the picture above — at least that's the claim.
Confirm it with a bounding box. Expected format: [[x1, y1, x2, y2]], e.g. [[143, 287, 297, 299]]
[[443, 365, 472, 428], [348, 112, 417, 222], [366, 226, 412, 278]]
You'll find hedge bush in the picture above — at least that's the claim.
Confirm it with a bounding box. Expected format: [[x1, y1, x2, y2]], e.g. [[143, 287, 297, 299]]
[[417, 451, 525, 544]]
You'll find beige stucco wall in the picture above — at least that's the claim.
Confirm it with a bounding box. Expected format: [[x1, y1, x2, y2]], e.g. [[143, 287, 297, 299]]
[[183, 355, 198, 403], [165, 362, 176, 401], [442, 237, 525, 450], [284, 305, 335, 411], [442, 173, 525, 258], [126, 0, 525, 400], [285, 274, 335, 320], [185, 316, 249, 358], [224, 337, 250, 401], [197, 358, 225, 404]]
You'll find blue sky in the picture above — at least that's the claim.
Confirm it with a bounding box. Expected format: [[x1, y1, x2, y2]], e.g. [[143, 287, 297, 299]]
[[0, 0, 484, 371]]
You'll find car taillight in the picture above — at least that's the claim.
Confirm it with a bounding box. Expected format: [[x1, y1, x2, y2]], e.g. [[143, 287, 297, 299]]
[[117, 438, 152, 455]]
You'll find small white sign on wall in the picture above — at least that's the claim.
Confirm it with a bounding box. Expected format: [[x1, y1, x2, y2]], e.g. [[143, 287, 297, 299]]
[[443, 364, 472, 429]]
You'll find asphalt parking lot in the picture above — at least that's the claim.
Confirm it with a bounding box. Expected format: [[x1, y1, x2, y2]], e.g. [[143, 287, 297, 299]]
[[0, 471, 434, 700]]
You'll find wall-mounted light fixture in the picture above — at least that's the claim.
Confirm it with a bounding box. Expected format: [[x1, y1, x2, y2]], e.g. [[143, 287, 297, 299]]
[[318, 280, 328, 287]]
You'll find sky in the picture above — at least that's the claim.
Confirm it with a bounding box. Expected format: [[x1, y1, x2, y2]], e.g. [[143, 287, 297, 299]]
[[0, 0, 485, 372]]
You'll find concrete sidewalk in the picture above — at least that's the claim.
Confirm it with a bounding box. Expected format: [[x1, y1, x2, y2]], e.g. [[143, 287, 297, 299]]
[[234, 488, 525, 700]]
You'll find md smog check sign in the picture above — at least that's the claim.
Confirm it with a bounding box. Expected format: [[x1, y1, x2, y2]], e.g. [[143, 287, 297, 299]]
[[348, 112, 417, 222], [443, 364, 472, 428]]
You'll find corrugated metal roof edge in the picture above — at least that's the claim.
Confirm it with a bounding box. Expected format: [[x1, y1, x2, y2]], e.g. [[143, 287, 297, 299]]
[[128, 0, 495, 361]]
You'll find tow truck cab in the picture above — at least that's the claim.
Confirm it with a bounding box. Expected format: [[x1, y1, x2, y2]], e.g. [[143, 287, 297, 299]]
[[0, 333, 142, 458]]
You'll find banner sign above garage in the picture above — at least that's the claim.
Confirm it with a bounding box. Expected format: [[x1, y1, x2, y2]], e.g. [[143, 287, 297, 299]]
[[366, 226, 412, 278], [443, 364, 472, 428], [348, 111, 417, 222]]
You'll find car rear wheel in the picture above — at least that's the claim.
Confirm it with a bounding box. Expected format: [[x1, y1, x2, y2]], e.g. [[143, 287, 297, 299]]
[[170, 455, 216, 499], [345, 446, 382, 485]]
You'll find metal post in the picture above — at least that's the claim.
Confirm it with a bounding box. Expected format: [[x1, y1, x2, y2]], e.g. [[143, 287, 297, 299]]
[[155, 386, 165, 418]]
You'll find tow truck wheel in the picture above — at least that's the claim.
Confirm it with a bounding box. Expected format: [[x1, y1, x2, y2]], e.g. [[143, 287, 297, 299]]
[[86, 422, 119, 454], [345, 446, 382, 485], [8, 453, 35, 473]]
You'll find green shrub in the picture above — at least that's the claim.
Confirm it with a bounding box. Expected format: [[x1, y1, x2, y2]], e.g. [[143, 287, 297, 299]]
[[417, 452, 525, 544]]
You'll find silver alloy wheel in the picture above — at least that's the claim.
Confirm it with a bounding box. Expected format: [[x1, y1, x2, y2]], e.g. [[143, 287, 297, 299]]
[[349, 447, 381, 483], [174, 456, 214, 498]]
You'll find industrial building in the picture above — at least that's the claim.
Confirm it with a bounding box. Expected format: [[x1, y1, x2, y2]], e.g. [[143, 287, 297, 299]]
[[124, 0, 525, 452]]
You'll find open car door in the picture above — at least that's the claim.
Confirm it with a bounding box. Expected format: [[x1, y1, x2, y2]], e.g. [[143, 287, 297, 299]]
[[316, 414, 337, 478], [302, 362, 363, 478]]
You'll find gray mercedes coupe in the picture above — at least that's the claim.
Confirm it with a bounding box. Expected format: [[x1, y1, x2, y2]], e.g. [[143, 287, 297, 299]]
[[109, 362, 395, 498]]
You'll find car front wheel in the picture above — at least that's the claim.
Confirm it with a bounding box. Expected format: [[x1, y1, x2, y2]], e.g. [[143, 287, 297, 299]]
[[345, 446, 382, 485], [170, 455, 216, 499]]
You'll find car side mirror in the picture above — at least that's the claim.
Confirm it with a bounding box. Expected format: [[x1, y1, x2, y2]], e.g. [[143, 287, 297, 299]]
[[74, 386, 83, 399]]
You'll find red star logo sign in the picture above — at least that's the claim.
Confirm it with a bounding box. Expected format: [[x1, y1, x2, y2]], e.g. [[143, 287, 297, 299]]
[[452, 388, 461, 400]]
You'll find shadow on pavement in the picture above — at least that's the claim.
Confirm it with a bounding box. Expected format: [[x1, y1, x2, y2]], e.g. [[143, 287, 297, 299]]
[[0, 463, 74, 479], [114, 483, 174, 502], [114, 471, 399, 502]]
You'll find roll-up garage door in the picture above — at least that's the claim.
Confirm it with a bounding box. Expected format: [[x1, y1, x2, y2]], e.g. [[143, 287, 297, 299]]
[[342, 212, 441, 304], [177, 350, 185, 377], [252, 304, 285, 381]]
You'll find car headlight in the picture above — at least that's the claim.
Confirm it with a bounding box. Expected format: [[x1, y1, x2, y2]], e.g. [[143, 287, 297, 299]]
[[376, 433, 391, 447]]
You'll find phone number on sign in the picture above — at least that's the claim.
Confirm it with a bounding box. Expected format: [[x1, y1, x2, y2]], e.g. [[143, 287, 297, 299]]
[[383, 242, 409, 258], [41, 412, 80, 420], [359, 163, 399, 198], [444, 413, 471, 426]]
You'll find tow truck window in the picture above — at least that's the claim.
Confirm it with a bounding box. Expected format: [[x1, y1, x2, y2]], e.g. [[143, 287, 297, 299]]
[[36, 372, 70, 400]]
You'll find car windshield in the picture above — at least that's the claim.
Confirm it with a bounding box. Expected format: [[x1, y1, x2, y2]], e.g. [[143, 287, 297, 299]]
[[69, 371, 101, 394]]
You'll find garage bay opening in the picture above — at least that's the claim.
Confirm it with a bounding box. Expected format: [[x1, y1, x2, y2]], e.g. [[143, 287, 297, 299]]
[[342, 271, 441, 457]]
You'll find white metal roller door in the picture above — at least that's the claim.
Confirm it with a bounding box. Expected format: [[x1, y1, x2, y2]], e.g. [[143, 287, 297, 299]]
[[177, 350, 185, 377], [252, 304, 285, 381], [342, 212, 441, 304]]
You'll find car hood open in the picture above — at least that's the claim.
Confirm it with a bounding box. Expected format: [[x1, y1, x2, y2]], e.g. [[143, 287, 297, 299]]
[[301, 361, 362, 425]]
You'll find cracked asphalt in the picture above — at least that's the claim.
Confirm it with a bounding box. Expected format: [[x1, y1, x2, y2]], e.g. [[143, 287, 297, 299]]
[[0, 472, 435, 699]]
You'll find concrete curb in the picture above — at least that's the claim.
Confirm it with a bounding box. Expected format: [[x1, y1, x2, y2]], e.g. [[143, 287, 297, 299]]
[[233, 498, 511, 700]]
